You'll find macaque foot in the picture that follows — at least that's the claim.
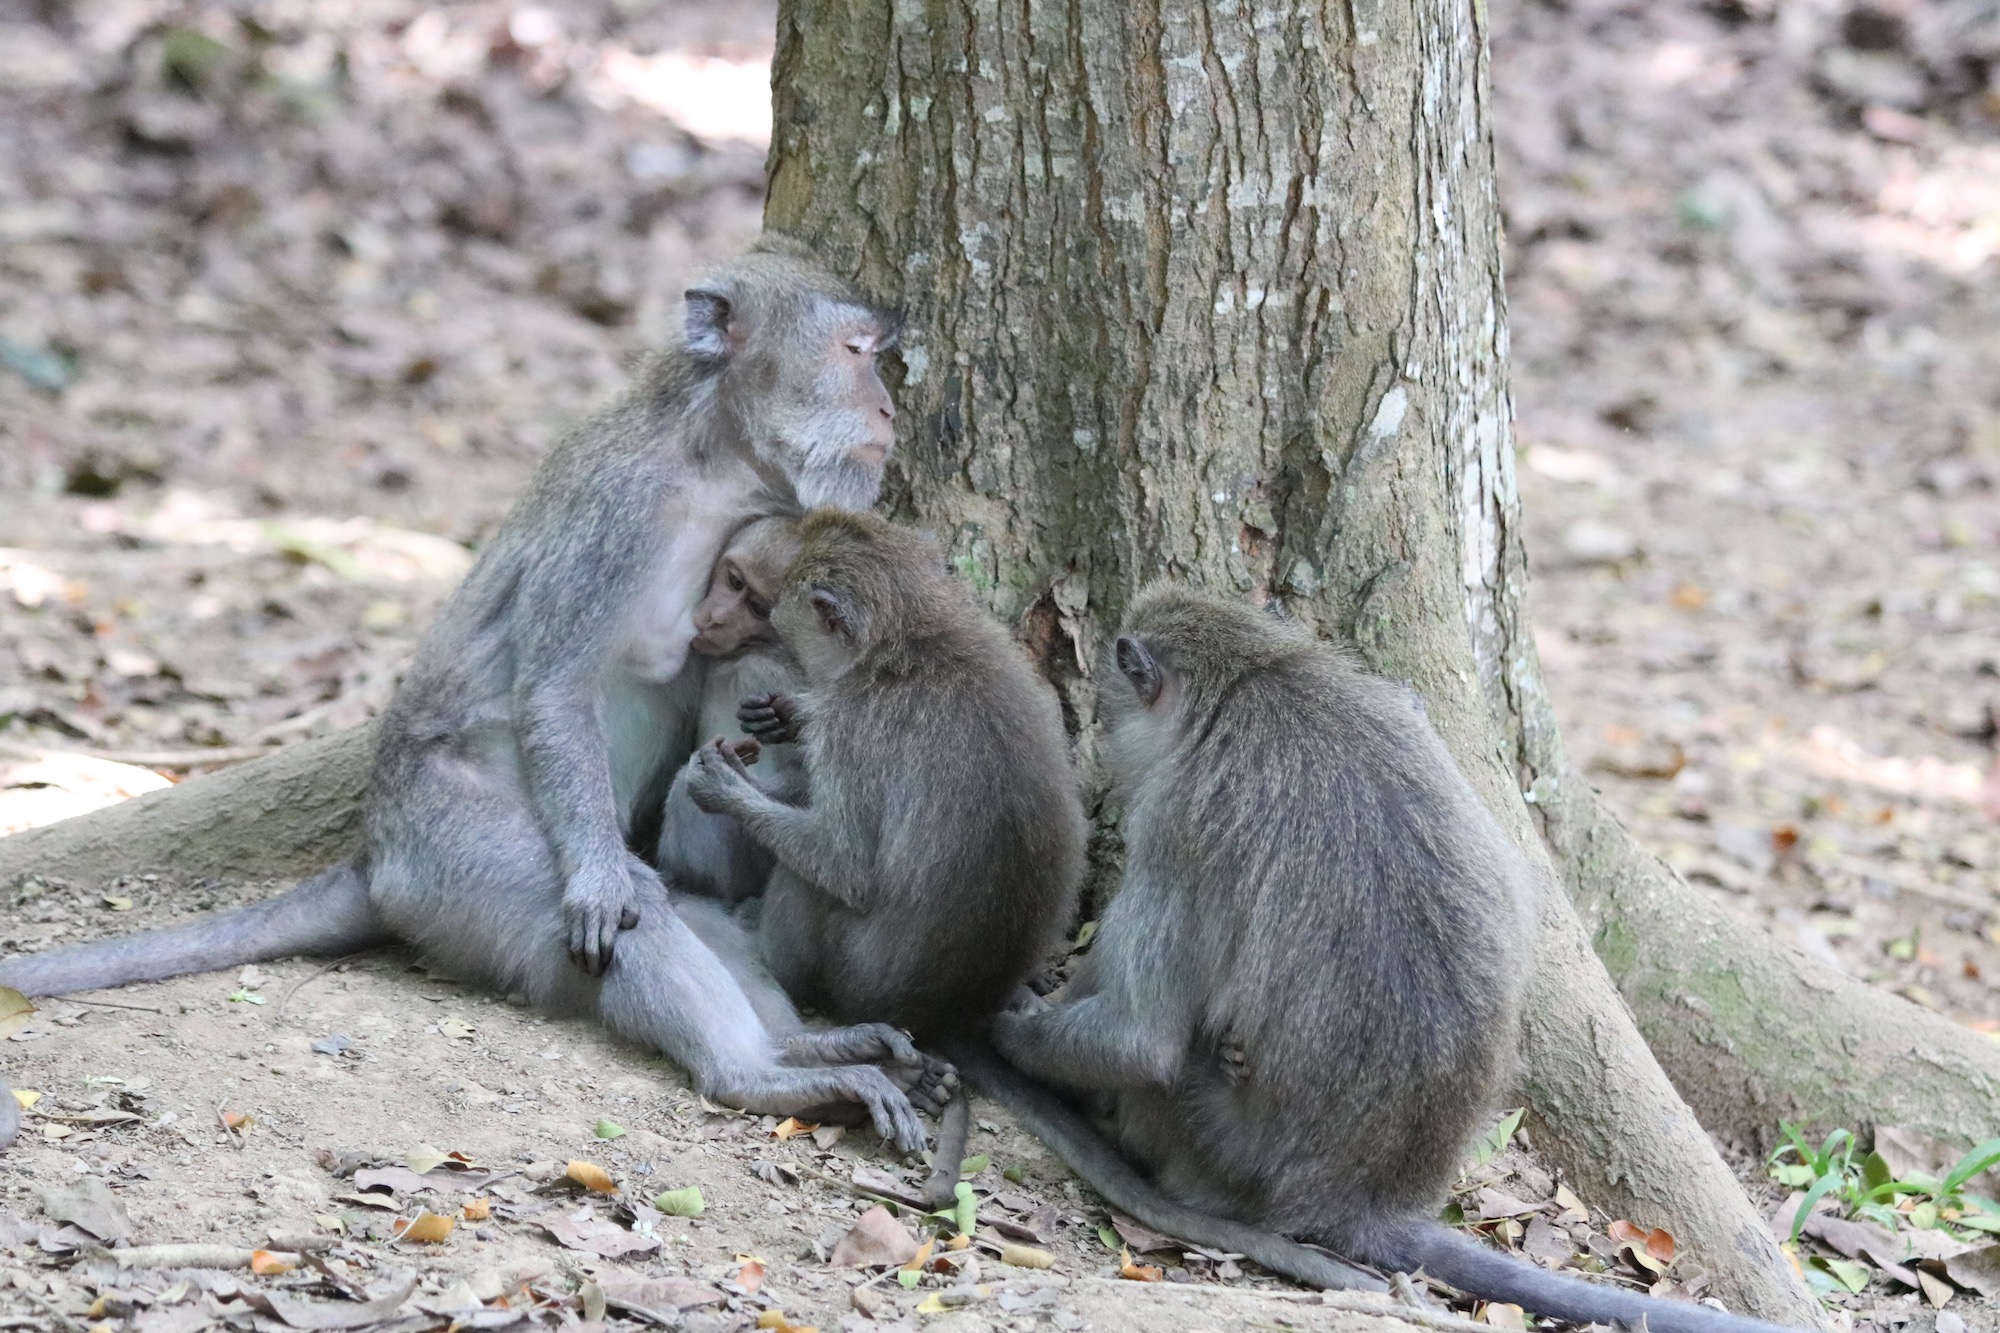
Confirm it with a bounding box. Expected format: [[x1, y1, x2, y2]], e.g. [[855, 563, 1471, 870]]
[[782, 1024, 955, 1117], [737, 691, 803, 745]]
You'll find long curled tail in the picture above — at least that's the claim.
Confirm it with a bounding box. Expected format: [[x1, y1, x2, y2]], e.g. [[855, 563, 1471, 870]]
[[1387, 1224, 1805, 1333], [0, 861, 387, 998], [940, 1037, 1385, 1293]]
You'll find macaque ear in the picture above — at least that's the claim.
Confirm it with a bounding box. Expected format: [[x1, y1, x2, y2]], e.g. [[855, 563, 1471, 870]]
[[809, 588, 859, 646], [1115, 635, 1163, 708], [685, 287, 739, 361]]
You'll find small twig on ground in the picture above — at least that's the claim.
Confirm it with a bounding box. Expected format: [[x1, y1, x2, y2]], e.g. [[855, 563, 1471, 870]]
[[112, 1244, 302, 1270], [274, 951, 378, 1022], [59, 995, 167, 1015]]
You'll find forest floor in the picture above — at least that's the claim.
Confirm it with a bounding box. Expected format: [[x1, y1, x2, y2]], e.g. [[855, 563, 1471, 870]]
[[2, 0, 1999, 1329]]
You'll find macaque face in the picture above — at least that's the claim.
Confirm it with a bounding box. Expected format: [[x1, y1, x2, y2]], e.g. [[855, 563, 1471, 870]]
[[690, 553, 780, 658]]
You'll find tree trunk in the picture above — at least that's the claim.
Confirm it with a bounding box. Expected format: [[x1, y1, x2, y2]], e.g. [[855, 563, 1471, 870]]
[[762, 0, 1818, 1319], [0, 727, 370, 889]]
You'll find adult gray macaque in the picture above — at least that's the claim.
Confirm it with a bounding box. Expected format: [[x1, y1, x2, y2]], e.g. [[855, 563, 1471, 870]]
[[683, 511, 1087, 1041], [0, 239, 937, 1149], [973, 588, 1799, 1333], [657, 516, 806, 903]]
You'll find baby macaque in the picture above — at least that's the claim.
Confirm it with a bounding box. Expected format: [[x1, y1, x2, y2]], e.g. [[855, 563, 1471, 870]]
[[658, 516, 807, 902]]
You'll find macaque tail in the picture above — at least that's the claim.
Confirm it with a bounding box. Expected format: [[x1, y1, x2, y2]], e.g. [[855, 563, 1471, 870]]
[[0, 861, 386, 998], [941, 1038, 1386, 1293], [1386, 1224, 1803, 1333], [0, 1075, 17, 1150], [920, 1085, 974, 1209]]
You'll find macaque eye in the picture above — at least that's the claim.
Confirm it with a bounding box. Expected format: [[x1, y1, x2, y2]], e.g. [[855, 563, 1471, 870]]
[[844, 336, 872, 357], [748, 597, 773, 620], [726, 570, 745, 592]]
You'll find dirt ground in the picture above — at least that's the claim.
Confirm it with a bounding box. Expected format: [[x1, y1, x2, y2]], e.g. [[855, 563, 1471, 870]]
[[2, 0, 1999, 1328]]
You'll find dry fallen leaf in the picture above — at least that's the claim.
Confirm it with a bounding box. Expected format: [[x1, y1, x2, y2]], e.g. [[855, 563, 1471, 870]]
[[1607, 1219, 1676, 1263], [1480, 1301, 1527, 1329], [539, 1208, 660, 1260], [755, 1312, 817, 1333], [0, 988, 35, 1042], [1110, 1213, 1178, 1254], [393, 1211, 455, 1243], [565, 1160, 617, 1194], [460, 1199, 490, 1222], [10, 1088, 39, 1111], [773, 1116, 817, 1140], [901, 1238, 935, 1275], [998, 1242, 1055, 1269], [598, 1274, 726, 1313], [42, 1179, 134, 1245], [251, 1250, 296, 1275], [405, 1144, 448, 1175], [1476, 1188, 1540, 1221], [736, 1257, 767, 1292], [246, 1275, 417, 1329], [1608, 1219, 1674, 1274], [219, 1109, 253, 1132], [829, 1206, 919, 1268], [1119, 1247, 1164, 1282]]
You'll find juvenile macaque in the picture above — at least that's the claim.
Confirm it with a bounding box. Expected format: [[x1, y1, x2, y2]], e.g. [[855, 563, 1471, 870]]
[[684, 510, 1087, 1040], [979, 588, 1797, 1333], [0, 240, 938, 1148], [657, 516, 806, 902]]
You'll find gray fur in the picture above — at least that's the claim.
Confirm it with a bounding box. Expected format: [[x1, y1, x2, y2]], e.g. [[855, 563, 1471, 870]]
[[0, 1075, 16, 1150], [989, 587, 1800, 1333], [684, 511, 1087, 1041], [0, 240, 934, 1149]]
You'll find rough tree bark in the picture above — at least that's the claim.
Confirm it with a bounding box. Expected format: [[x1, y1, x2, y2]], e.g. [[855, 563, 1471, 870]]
[[8, 0, 2000, 1319]]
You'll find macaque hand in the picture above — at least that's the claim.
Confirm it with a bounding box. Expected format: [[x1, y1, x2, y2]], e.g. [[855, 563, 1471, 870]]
[[563, 867, 643, 975], [737, 691, 803, 745], [685, 737, 758, 814]]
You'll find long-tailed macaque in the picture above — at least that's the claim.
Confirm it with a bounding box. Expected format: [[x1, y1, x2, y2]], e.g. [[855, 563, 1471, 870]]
[[683, 511, 1087, 1042], [0, 239, 938, 1149], [975, 588, 1799, 1333]]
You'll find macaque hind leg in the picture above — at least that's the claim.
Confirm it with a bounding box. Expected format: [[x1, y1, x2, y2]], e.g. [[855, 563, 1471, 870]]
[[600, 883, 926, 1151]]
